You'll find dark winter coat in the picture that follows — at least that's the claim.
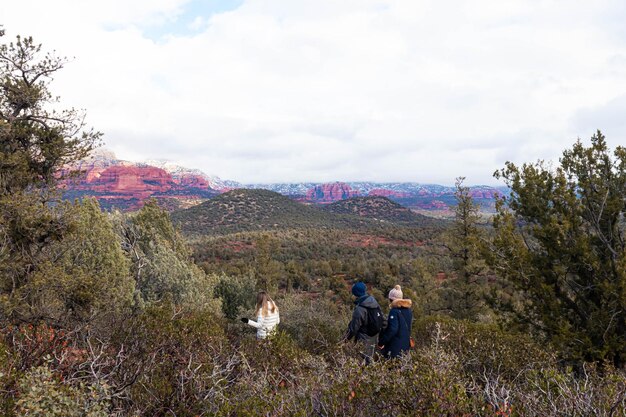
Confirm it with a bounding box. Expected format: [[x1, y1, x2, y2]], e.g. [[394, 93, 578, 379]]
[[347, 295, 382, 357], [379, 299, 413, 359]]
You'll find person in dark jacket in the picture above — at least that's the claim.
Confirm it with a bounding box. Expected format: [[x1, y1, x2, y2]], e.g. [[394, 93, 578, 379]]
[[379, 285, 412, 359], [345, 281, 383, 364]]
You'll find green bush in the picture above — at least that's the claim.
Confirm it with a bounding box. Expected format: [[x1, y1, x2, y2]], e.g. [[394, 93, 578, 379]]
[[214, 272, 257, 319], [278, 293, 351, 356], [2, 199, 134, 327], [413, 316, 554, 380], [15, 364, 109, 417], [1, 293, 622, 417], [122, 200, 220, 312], [110, 303, 228, 416]]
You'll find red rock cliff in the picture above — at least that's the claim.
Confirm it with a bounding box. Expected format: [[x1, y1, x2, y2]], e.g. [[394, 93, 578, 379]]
[[306, 182, 360, 203], [469, 188, 502, 199], [61, 151, 221, 210], [89, 166, 175, 197], [172, 174, 210, 189], [368, 189, 410, 198]]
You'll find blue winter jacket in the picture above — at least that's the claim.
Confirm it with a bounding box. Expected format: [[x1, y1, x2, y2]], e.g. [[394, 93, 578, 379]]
[[379, 299, 413, 359]]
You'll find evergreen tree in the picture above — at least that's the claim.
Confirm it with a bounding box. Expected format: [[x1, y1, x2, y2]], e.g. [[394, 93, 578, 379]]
[[253, 234, 282, 292], [2, 198, 134, 326], [121, 200, 219, 311], [285, 260, 307, 291], [0, 34, 100, 194], [214, 272, 256, 319], [491, 131, 626, 366], [0, 33, 101, 322], [442, 177, 488, 319]]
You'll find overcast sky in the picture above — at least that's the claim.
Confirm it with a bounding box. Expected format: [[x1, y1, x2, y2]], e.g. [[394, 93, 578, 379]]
[[4, 0, 626, 185]]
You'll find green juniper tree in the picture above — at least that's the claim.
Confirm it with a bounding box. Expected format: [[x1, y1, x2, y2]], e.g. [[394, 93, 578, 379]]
[[491, 131, 626, 367], [441, 177, 488, 320], [21, 198, 135, 326], [253, 234, 283, 292], [121, 200, 219, 311], [285, 259, 307, 291], [0, 33, 101, 322], [0, 34, 99, 193]]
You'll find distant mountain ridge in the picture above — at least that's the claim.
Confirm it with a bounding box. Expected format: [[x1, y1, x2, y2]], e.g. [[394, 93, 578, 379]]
[[247, 181, 508, 212], [247, 181, 506, 198], [61, 149, 508, 212]]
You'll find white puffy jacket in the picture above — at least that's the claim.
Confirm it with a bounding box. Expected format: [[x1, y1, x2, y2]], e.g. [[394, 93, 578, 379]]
[[247, 302, 280, 339]]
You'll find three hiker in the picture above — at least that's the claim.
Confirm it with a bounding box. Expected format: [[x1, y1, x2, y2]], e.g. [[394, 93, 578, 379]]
[[242, 283, 413, 360], [241, 291, 280, 339]]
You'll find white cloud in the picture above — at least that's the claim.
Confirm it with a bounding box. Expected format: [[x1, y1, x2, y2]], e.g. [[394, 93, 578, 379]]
[[3, 0, 626, 184]]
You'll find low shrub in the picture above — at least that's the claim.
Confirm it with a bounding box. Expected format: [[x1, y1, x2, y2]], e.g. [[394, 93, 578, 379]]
[[109, 303, 228, 416], [15, 363, 109, 417], [278, 293, 351, 356], [0, 299, 622, 416], [413, 316, 554, 380]]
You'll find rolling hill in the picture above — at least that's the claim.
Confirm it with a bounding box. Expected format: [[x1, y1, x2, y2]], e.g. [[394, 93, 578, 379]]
[[321, 196, 432, 224], [171, 189, 444, 236]]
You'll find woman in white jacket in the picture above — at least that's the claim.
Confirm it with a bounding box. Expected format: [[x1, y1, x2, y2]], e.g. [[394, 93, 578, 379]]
[[241, 291, 280, 339]]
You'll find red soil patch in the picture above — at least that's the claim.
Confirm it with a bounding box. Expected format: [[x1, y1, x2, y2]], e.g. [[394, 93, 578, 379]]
[[222, 240, 256, 252], [341, 233, 424, 248]]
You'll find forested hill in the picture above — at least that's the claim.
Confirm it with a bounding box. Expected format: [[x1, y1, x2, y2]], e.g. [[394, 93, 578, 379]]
[[172, 189, 376, 235], [171, 189, 446, 236], [321, 196, 431, 224]]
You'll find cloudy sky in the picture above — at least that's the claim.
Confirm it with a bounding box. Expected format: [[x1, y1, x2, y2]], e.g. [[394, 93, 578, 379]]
[[4, 0, 626, 185]]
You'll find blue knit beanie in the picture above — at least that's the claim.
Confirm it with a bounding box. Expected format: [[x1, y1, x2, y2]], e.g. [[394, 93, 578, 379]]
[[351, 281, 367, 297]]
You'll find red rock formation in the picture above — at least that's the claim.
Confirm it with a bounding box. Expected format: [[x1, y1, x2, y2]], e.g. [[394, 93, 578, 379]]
[[60, 151, 221, 210], [306, 182, 360, 203], [418, 200, 448, 210], [175, 174, 211, 189], [89, 166, 174, 197], [58, 149, 117, 183], [367, 189, 410, 198], [60, 150, 504, 213]]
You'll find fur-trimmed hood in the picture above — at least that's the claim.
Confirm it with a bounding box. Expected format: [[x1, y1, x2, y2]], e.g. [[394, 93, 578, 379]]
[[391, 299, 412, 309]]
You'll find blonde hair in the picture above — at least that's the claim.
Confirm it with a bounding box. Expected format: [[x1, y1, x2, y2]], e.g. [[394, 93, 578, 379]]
[[255, 291, 278, 317]]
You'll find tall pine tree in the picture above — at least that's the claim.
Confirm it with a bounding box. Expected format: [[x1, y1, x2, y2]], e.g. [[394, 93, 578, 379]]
[[442, 177, 488, 320]]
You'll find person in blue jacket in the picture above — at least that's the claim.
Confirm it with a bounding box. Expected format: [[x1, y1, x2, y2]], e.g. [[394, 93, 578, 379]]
[[379, 285, 413, 359]]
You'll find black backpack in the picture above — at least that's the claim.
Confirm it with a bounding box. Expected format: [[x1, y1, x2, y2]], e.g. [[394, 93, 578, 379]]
[[363, 305, 384, 336]]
